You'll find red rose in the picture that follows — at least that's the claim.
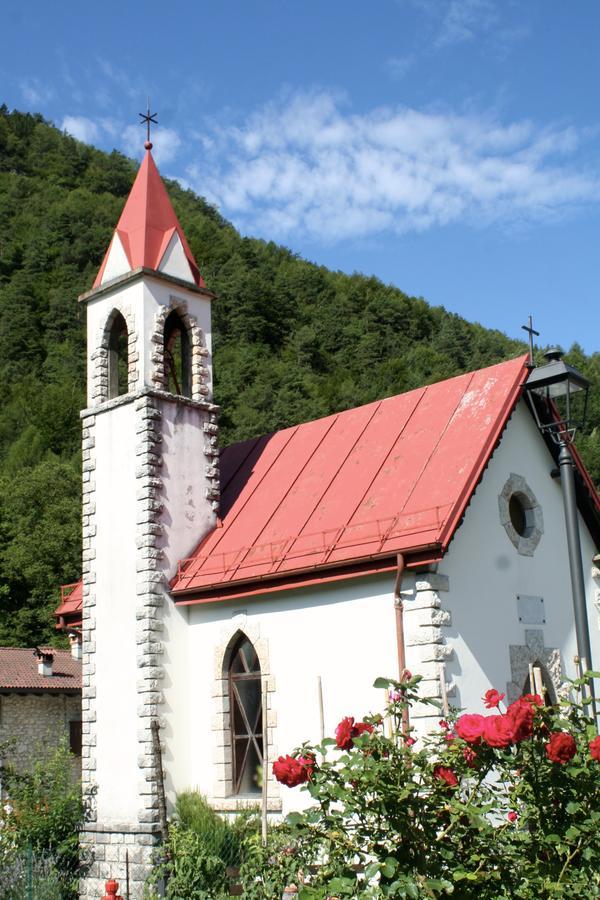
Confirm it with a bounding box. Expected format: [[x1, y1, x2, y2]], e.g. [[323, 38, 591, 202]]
[[354, 721, 374, 738], [506, 698, 535, 742], [507, 811, 518, 823], [589, 735, 600, 761], [335, 717, 374, 750], [404, 736, 416, 747], [463, 747, 478, 768], [521, 693, 543, 707], [483, 689, 505, 709], [482, 714, 514, 749], [455, 713, 486, 744], [545, 732, 577, 765], [433, 765, 458, 787], [439, 720, 450, 730], [335, 716, 355, 750], [273, 754, 314, 787]]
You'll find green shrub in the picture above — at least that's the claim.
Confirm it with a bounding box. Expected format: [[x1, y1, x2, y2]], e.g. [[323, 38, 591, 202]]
[[0, 740, 84, 898], [148, 792, 259, 899]]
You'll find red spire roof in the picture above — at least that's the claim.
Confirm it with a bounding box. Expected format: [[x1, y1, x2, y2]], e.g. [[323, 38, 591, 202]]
[[94, 150, 204, 288]]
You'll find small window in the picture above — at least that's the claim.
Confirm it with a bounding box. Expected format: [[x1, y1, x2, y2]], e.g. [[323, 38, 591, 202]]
[[228, 636, 263, 795], [108, 311, 129, 398], [509, 493, 528, 537], [498, 474, 544, 556], [69, 720, 82, 756], [164, 310, 191, 397]]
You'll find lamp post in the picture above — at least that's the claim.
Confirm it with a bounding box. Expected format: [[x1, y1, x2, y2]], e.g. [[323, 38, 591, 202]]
[[525, 348, 596, 713]]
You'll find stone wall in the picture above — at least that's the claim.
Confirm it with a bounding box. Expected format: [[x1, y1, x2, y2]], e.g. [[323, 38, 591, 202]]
[[0, 692, 81, 783]]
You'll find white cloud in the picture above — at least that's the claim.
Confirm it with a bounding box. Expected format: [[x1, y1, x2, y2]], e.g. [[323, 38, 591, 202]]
[[436, 0, 497, 47], [61, 115, 100, 144], [189, 91, 600, 242], [19, 78, 54, 107], [385, 54, 415, 79], [121, 124, 182, 165]]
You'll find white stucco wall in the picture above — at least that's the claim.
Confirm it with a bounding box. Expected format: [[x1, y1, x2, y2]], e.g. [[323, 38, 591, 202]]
[[441, 399, 600, 715], [182, 574, 398, 815], [93, 400, 140, 825]]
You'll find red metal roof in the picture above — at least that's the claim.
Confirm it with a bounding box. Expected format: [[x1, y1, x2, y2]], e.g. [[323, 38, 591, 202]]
[[93, 150, 204, 288], [54, 581, 83, 628], [0, 648, 81, 692], [173, 355, 530, 601]]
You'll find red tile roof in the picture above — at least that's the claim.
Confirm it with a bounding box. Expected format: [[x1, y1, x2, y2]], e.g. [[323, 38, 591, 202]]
[[0, 648, 81, 692], [172, 355, 530, 601], [93, 150, 204, 288]]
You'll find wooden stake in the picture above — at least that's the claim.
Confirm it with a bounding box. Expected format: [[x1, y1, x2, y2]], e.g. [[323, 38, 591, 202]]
[[151, 719, 169, 845], [261, 680, 268, 846], [528, 663, 536, 695], [439, 662, 449, 718], [533, 666, 544, 700], [317, 675, 325, 742]]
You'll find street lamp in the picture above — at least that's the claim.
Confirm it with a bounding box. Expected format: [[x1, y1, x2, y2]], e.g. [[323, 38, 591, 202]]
[[525, 348, 595, 712]]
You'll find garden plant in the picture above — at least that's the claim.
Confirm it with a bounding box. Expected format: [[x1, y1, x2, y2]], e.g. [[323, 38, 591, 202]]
[[239, 671, 600, 899]]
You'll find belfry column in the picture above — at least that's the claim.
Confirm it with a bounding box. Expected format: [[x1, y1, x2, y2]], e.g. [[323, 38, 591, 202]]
[[78, 145, 218, 898]]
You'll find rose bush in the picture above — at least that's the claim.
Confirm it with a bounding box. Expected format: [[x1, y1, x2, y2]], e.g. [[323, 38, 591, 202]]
[[245, 671, 600, 898]]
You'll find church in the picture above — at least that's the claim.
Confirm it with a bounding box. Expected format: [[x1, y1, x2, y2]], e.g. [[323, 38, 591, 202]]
[[53, 143, 600, 898]]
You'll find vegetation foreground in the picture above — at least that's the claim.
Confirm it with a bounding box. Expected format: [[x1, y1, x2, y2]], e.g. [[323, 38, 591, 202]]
[[1, 676, 599, 897]]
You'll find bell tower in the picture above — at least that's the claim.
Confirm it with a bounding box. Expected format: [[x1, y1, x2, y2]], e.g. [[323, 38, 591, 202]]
[[79, 143, 219, 898]]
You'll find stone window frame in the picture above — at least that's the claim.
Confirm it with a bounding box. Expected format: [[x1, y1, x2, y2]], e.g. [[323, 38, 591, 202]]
[[498, 473, 544, 557], [210, 620, 280, 811], [149, 297, 210, 402], [91, 306, 137, 404], [507, 629, 562, 704]]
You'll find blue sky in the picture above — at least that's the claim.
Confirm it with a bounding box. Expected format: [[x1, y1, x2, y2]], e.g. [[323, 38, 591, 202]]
[[3, 0, 600, 353]]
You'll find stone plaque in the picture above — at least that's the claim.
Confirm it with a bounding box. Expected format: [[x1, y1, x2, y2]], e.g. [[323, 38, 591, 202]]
[[517, 594, 545, 625]]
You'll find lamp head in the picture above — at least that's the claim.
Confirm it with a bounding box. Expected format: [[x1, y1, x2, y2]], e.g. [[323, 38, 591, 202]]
[[525, 348, 590, 442]]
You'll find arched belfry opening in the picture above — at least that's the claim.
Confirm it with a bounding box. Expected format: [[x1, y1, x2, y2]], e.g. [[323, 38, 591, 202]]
[[107, 311, 129, 399], [227, 633, 263, 796], [164, 310, 191, 397]]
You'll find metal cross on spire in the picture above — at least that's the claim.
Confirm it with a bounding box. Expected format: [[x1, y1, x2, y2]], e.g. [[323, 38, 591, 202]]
[[139, 100, 158, 150], [521, 315, 540, 368]]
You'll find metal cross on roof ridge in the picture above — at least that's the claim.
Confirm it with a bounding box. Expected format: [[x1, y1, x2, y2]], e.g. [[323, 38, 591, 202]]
[[521, 315, 540, 368], [139, 100, 158, 150]]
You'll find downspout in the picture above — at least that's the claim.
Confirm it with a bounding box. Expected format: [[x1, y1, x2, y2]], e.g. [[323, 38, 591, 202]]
[[393, 553, 410, 735]]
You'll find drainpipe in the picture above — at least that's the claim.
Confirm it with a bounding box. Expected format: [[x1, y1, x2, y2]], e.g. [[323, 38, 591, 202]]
[[393, 553, 410, 735]]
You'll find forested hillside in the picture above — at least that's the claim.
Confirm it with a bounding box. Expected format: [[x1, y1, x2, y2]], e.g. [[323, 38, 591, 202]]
[[0, 106, 598, 647]]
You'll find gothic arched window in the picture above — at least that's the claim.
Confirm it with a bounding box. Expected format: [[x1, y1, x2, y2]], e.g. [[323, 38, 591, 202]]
[[522, 661, 556, 706], [108, 311, 129, 398], [164, 310, 191, 397], [228, 635, 263, 795]]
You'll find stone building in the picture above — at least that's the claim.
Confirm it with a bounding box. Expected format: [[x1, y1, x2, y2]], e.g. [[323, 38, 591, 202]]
[[54, 145, 600, 898], [0, 646, 81, 785]]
